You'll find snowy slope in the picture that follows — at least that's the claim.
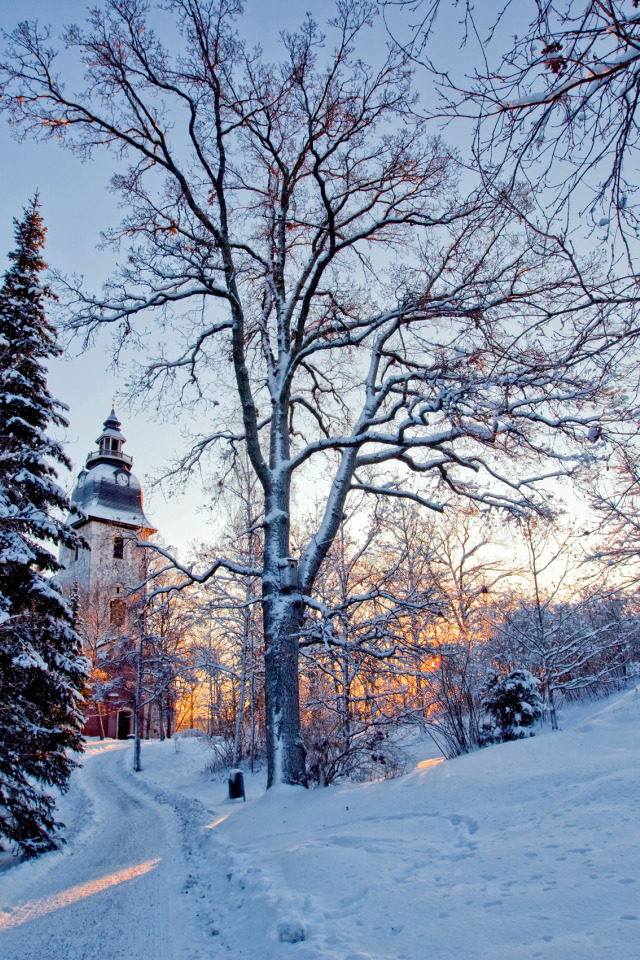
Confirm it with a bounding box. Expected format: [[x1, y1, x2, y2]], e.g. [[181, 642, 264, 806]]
[[1, 689, 639, 960]]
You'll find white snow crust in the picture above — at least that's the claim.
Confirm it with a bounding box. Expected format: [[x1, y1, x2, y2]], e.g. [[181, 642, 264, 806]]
[[1, 690, 639, 959]]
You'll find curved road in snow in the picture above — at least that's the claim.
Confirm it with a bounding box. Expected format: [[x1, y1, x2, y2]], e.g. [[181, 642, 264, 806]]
[[0, 742, 187, 960]]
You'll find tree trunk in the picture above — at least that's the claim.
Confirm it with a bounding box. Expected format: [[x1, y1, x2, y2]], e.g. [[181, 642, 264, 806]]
[[232, 619, 248, 766], [158, 699, 165, 741], [207, 632, 215, 735], [96, 702, 106, 740], [133, 635, 143, 772], [341, 652, 351, 738], [548, 684, 559, 731], [263, 592, 307, 787]]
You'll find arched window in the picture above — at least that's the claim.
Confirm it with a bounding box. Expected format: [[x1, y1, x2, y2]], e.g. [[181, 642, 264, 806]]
[[113, 536, 124, 559]]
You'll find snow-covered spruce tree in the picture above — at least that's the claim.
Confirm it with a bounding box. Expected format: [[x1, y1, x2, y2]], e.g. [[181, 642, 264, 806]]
[[481, 670, 542, 744], [0, 199, 87, 859]]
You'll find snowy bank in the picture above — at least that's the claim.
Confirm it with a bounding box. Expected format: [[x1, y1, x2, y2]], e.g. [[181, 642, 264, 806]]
[[1, 690, 639, 959], [134, 690, 640, 959]]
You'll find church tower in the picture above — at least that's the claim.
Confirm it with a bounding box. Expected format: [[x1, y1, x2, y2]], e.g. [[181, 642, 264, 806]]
[[58, 408, 156, 600], [57, 409, 157, 739]]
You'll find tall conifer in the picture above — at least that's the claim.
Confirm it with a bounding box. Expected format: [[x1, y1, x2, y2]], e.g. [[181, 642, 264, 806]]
[[0, 198, 87, 859]]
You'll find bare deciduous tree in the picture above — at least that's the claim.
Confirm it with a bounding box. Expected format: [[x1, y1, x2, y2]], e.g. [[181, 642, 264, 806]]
[[192, 455, 264, 765], [393, 506, 508, 756], [494, 517, 629, 729], [2, 0, 633, 786], [384, 0, 640, 256], [589, 445, 640, 588]]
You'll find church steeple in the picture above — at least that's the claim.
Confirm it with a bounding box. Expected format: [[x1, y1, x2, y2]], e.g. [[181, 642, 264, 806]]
[[65, 408, 155, 533], [86, 407, 133, 470]]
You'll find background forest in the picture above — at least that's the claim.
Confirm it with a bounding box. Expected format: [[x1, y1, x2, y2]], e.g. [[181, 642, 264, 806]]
[[90, 467, 640, 787]]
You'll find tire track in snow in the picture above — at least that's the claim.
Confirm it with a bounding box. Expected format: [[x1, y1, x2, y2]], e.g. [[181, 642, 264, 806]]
[[0, 743, 184, 960]]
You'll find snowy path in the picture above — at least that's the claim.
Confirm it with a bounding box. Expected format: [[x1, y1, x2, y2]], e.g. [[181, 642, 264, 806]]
[[0, 742, 187, 960]]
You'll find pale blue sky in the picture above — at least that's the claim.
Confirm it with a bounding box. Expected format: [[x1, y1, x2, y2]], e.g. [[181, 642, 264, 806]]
[[0, 1, 340, 550], [0, 0, 495, 551]]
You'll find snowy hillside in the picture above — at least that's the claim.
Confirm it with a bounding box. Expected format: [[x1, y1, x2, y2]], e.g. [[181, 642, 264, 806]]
[[1, 689, 639, 960]]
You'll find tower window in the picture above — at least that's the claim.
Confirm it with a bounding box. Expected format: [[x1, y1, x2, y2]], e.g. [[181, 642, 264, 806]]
[[110, 599, 126, 627], [113, 536, 124, 559], [101, 437, 121, 454]]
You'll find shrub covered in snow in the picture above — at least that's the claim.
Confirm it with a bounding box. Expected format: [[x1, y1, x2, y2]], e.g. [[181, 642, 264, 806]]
[[481, 670, 543, 744]]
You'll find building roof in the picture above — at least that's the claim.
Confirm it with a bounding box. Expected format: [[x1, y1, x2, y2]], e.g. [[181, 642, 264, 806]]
[[69, 410, 156, 532]]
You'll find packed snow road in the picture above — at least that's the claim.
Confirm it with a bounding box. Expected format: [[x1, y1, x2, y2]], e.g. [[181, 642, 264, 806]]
[[0, 742, 189, 960]]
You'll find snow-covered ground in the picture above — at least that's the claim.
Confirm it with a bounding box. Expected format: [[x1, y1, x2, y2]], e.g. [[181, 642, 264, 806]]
[[1, 688, 639, 959]]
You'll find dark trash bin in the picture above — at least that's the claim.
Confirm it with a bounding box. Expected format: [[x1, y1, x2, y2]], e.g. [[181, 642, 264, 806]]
[[228, 769, 246, 801]]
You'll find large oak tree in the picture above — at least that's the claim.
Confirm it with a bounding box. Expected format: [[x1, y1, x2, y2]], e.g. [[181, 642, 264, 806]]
[[2, 0, 634, 785]]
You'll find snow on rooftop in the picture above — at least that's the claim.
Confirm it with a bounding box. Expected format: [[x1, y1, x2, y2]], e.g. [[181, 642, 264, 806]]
[[70, 461, 154, 530]]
